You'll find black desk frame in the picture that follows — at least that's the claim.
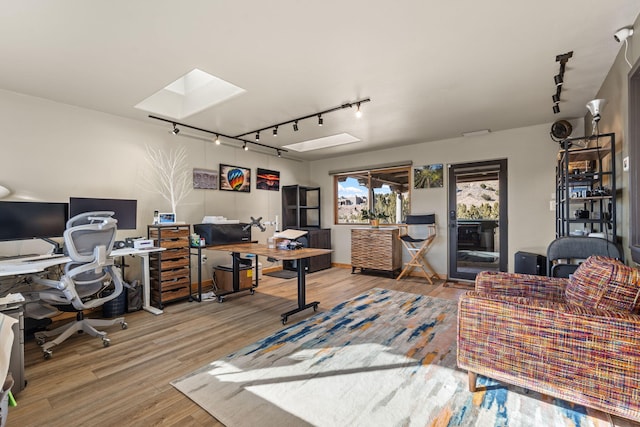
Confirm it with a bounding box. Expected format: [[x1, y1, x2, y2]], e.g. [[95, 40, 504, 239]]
[[190, 244, 321, 324]]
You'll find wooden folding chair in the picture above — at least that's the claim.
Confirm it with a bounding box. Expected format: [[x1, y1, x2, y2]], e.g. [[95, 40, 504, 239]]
[[396, 214, 438, 284]]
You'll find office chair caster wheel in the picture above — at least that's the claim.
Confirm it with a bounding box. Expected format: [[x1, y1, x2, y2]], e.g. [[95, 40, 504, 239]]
[[36, 337, 46, 346], [121, 322, 128, 329], [102, 338, 111, 347], [281, 317, 288, 325], [43, 350, 52, 360], [250, 288, 255, 295], [218, 296, 225, 303]]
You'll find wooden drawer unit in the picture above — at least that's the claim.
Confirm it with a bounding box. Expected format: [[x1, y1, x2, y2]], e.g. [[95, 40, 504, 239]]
[[148, 224, 191, 308], [351, 227, 401, 276]]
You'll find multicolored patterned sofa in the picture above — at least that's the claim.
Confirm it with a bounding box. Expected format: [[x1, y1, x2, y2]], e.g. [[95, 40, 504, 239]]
[[457, 255, 640, 422]]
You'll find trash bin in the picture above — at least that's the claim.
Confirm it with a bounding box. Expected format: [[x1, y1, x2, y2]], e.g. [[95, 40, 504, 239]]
[[102, 287, 127, 317]]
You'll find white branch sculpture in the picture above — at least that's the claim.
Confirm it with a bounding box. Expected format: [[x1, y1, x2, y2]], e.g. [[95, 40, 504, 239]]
[[141, 145, 192, 215]]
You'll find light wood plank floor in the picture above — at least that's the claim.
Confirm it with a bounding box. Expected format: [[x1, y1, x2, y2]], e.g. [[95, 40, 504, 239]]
[[10, 267, 464, 426], [16, 268, 636, 427]]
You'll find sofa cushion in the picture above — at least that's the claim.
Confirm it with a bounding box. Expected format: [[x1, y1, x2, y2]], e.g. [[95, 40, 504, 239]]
[[565, 256, 640, 313]]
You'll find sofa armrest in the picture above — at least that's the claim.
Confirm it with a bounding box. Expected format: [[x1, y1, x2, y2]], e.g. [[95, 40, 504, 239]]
[[474, 270, 567, 301], [457, 292, 640, 421]]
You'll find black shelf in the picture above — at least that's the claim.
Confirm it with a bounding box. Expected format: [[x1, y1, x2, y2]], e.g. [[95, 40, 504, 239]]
[[555, 133, 616, 240], [282, 185, 321, 229]]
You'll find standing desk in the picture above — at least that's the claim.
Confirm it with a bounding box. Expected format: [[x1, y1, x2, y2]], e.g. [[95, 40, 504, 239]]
[[0, 247, 165, 315], [0, 247, 164, 395], [191, 243, 332, 324]]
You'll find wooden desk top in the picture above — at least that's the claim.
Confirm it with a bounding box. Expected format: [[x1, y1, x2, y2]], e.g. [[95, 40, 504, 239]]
[[206, 243, 332, 261]]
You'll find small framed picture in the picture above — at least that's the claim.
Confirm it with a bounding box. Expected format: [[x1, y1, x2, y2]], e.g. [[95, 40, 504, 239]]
[[158, 213, 176, 224], [193, 168, 218, 190], [414, 164, 444, 189], [220, 164, 251, 192], [256, 168, 280, 191]]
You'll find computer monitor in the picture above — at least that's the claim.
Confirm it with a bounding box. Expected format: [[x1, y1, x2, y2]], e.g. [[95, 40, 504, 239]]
[[0, 201, 69, 241], [69, 197, 137, 230]]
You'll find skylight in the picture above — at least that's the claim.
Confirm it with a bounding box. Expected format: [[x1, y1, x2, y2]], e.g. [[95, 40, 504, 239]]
[[283, 133, 360, 152], [135, 68, 245, 119]]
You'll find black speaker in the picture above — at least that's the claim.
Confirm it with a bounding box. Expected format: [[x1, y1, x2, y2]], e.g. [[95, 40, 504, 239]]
[[514, 251, 547, 276]]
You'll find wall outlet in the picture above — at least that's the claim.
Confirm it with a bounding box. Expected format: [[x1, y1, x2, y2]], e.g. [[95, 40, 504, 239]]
[[549, 200, 556, 211], [623, 156, 629, 172]]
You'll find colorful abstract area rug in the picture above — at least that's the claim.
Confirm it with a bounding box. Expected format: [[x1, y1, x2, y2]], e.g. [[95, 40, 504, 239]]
[[172, 288, 614, 427]]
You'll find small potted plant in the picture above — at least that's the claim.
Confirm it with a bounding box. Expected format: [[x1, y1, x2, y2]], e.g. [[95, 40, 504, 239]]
[[360, 209, 389, 228]]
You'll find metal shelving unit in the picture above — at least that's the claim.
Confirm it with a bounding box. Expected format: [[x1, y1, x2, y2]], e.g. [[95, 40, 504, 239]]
[[556, 133, 616, 241]]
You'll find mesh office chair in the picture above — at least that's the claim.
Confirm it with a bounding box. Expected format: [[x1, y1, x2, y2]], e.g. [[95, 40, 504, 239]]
[[546, 236, 623, 278], [396, 214, 438, 284], [25, 211, 127, 359]]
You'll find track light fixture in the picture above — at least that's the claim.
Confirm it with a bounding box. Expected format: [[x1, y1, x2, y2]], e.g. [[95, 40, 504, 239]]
[[149, 115, 288, 158], [554, 74, 563, 86], [233, 97, 371, 140], [551, 51, 572, 114], [149, 97, 371, 157]]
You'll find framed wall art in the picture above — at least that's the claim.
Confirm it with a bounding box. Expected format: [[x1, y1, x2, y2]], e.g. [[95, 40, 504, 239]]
[[256, 168, 280, 191], [219, 164, 251, 192], [193, 168, 218, 190], [414, 164, 444, 189]]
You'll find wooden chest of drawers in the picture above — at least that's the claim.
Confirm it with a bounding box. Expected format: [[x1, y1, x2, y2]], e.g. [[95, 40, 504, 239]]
[[351, 227, 401, 275], [148, 224, 191, 308]]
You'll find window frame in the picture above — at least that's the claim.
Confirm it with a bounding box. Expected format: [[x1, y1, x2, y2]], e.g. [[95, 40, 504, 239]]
[[333, 165, 411, 225]]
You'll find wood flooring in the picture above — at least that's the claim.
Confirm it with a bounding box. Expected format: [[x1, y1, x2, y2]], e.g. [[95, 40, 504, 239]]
[[10, 267, 461, 426], [11, 268, 634, 427]]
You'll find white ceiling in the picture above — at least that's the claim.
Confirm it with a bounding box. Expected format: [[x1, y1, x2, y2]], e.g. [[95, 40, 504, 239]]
[[1, 1, 638, 160]]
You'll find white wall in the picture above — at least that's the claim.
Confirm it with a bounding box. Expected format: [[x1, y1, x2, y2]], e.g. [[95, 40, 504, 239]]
[[0, 87, 583, 279], [591, 12, 640, 263], [310, 122, 569, 275], [0, 89, 310, 280]]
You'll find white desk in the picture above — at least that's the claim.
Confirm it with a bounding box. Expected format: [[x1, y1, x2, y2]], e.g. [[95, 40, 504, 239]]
[[0, 247, 165, 315], [113, 247, 165, 315]]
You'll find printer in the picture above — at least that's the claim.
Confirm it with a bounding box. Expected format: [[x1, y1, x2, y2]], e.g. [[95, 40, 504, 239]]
[[193, 223, 251, 246]]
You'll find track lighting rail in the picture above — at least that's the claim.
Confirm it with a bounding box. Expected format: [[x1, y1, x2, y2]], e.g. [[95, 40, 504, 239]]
[[232, 97, 371, 138], [148, 114, 289, 154], [149, 96, 370, 157]]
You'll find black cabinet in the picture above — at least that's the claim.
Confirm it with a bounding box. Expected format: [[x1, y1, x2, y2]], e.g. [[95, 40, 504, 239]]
[[556, 133, 616, 241], [283, 229, 332, 273], [282, 185, 321, 229]]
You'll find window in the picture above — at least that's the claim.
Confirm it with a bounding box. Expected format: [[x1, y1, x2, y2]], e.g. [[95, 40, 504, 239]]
[[334, 166, 410, 224]]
